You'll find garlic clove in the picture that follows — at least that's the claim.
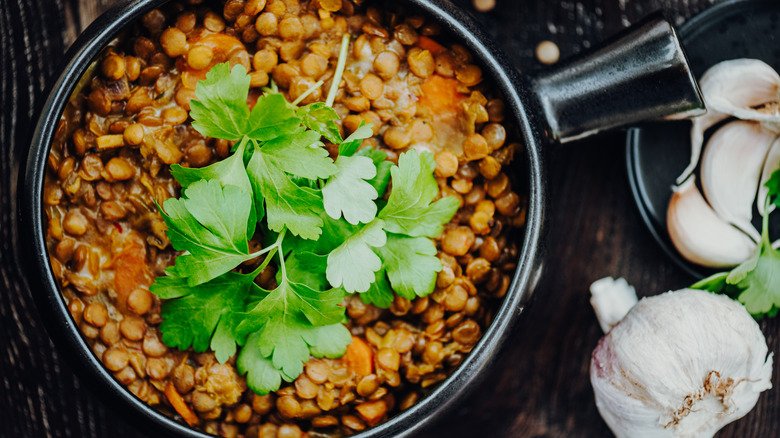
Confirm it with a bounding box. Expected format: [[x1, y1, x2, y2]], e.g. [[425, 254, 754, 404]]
[[678, 112, 725, 185], [591, 288, 772, 438], [700, 120, 774, 240], [757, 137, 780, 215], [676, 59, 780, 184], [703, 59, 780, 122], [667, 177, 757, 268], [589, 277, 638, 333]]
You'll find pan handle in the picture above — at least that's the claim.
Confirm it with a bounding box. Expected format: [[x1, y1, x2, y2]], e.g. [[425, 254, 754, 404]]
[[530, 15, 705, 143]]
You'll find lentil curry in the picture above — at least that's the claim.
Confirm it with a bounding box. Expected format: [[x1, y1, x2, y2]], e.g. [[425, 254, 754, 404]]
[[43, 0, 527, 436]]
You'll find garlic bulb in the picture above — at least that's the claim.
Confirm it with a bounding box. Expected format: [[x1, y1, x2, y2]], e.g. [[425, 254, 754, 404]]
[[677, 59, 780, 184], [667, 177, 756, 268], [590, 281, 773, 438], [699, 120, 773, 240]]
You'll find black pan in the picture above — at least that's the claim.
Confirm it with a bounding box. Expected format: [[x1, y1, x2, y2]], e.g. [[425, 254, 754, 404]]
[[19, 0, 704, 436]]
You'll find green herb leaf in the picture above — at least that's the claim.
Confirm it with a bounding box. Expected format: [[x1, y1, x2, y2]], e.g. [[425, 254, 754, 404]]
[[152, 271, 255, 361], [377, 233, 441, 299], [297, 102, 342, 144], [236, 340, 281, 394], [322, 155, 378, 225], [766, 168, 780, 209], [189, 63, 251, 140], [326, 220, 386, 293], [159, 180, 256, 285], [238, 322, 350, 394], [246, 93, 302, 141], [692, 170, 780, 318], [356, 147, 392, 197], [285, 251, 329, 290], [379, 150, 459, 238], [338, 123, 373, 156], [731, 244, 780, 316], [170, 139, 250, 190], [260, 131, 336, 180], [170, 139, 262, 229], [361, 269, 394, 308], [690, 272, 729, 292], [235, 270, 349, 392], [247, 150, 325, 240]]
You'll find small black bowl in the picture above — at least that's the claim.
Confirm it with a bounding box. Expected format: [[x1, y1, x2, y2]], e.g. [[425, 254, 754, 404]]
[[627, 0, 780, 279], [19, 0, 703, 436]]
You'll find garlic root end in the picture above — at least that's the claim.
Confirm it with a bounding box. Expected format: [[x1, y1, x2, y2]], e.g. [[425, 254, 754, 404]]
[[589, 277, 638, 333]]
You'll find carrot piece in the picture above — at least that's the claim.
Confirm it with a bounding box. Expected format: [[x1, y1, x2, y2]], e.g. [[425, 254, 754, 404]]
[[417, 35, 446, 55], [343, 336, 374, 376], [164, 382, 200, 427], [355, 400, 388, 426], [113, 235, 152, 310], [419, 74, 465, 114]]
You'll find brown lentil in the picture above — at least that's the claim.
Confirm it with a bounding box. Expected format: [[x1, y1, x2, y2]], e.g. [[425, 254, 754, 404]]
[[119, 316, 146, 341], [407, 48, 434, 78], [103, 347, 130, 372], [463, 133, 489, 161], [102, 54, 126, 80], [373, 51, 400, 79], [382, 126, 410, 150], [434, 151, 458, 178], [83, 302, 108, 327], [187, 46, 214, 70]]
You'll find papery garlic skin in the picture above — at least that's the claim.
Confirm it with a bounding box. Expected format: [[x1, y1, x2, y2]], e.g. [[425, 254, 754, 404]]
[[700, 120, 774, 240], [677, 59, 780, 184], [591, 289, 772, 438], [667, 177, 756, 268]]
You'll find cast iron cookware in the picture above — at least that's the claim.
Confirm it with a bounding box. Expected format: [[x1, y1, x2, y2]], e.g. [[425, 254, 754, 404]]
[[20, 0, 704, 436]]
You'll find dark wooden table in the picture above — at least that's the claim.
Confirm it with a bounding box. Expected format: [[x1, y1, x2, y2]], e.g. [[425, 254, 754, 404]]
[[2, 0, 778, 437]]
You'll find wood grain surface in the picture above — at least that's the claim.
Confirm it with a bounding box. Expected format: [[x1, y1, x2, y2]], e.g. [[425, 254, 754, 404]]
[[2, 0, 778, 437]]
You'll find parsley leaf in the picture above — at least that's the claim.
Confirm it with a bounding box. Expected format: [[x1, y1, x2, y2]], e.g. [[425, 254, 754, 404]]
[[322, 154, 378, 225], [169, 139, 262, 230], [170, 139, 250, 190], [235, 263, 349, 392], [326, 220, 386, 293], [246, 93, 302, 141], [377, 233, 442, 299], [339, 123, 373, 156], [357, 147, 392, 197], [259, 131, 336, 180], [152, 271, 255, 361], [361, 269, 394, 308], [692, 169, 780, 318], [189, 63, 251, 140], [238, 322, 350, 394], [767, 167, 780, 210], [379, 150, 459, 238], [285, 251, 329, 290], [159, 180, 257, 285], [247, 149, 325, 240], [731, 244, 780, 316], [297, 102, 342, 144]]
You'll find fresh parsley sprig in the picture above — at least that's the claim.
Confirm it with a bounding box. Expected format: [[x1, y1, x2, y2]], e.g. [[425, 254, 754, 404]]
[[692, 168, 780, 318], [150, 38, 458, 394]]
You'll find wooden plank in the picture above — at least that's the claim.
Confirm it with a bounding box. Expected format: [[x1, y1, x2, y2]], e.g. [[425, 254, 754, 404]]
[[0, 0, 775, 437]]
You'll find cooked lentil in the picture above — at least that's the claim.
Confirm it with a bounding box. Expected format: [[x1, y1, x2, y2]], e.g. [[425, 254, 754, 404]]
[[44, 0, 527, 435]]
